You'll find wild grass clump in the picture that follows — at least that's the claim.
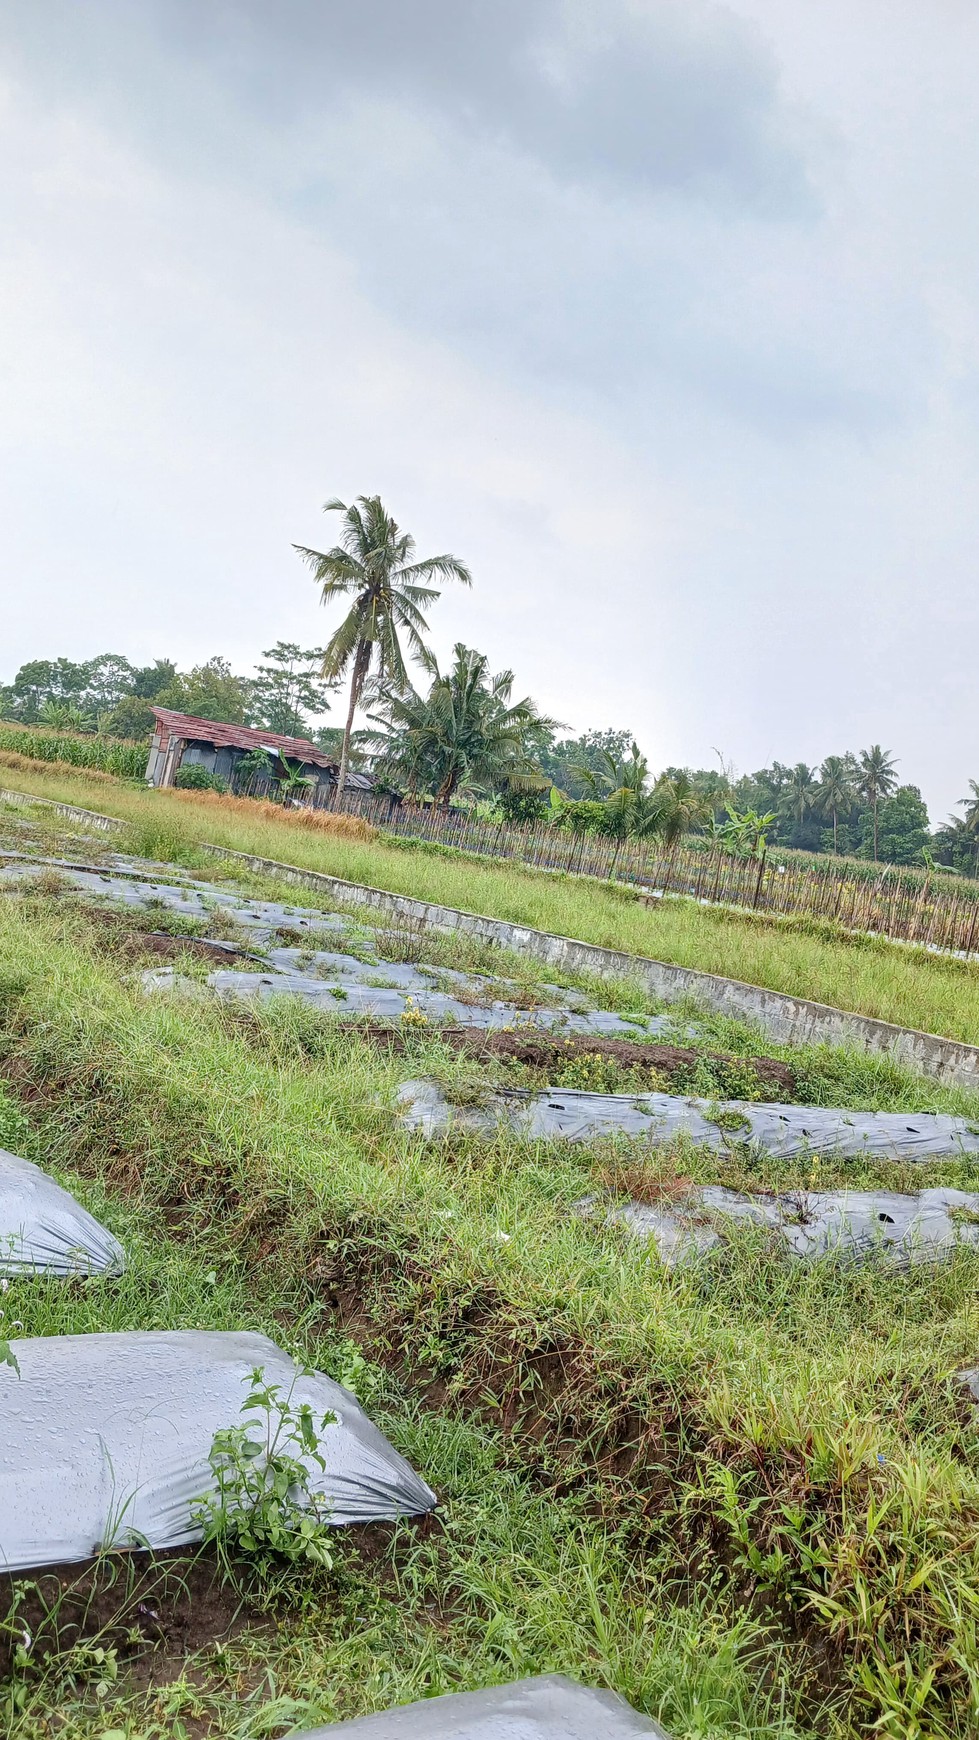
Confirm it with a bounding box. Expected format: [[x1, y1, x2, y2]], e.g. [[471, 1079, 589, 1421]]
[[167, 787, 380, 842], [0, 750, 123, 784]]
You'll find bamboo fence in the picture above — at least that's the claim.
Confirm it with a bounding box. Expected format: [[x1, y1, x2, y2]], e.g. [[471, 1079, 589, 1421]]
[[334, 791, 979, 959]]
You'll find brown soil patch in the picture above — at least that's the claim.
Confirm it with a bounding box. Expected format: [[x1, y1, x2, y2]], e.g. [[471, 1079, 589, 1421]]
[[0, 1546, 257, 1681], [354, 1023, 797, 1096], [78, 907, 254, 965]]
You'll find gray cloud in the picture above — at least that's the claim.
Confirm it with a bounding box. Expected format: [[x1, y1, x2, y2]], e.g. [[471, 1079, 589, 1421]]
[[158, 0, 813, 209], [0, 1, 976, 820]]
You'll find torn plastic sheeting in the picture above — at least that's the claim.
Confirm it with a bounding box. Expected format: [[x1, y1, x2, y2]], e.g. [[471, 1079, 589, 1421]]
[[293, 1673, 670, 1736], [0, 1331, 436, 1573], [397, 1080, 979, 1161], [0, 1148, 124, 1276], [606, 1184, 979, 1269]]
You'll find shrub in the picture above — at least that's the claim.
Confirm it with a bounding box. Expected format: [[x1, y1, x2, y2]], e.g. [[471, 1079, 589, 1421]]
[[174, 764, 228, 793]]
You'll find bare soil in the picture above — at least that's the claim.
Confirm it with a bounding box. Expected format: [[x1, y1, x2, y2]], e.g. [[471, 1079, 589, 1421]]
[[354, 1022, 798, 1097]]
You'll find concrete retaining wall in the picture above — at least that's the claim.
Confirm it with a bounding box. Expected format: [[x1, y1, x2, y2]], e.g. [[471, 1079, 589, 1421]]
[[0, 789, 125, 833], [3, 788, 977, 1090], [202, 846, 979, 1092]]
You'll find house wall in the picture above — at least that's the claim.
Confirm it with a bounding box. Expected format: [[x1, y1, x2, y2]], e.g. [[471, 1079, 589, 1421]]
[[146, 728, 185, 789], [181, 743, 238, 782]]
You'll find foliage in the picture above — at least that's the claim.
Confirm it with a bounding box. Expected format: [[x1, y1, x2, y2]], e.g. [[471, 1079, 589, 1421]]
[[0, 725, 146, 779], [173, 764, 228, 793], [155, 657, 251, 726], [860, 784, 929, 867], [105, 695, 156, 739], [248, 642, 333, 738], [714, 804, 778, 860], [195, 1367, 337, 1577], [295, 493, 472, 798], [495, 784, 552, 824], [537, 727, 635, 799], [367, 642, 556, 806], [131, 658, 177, 700]]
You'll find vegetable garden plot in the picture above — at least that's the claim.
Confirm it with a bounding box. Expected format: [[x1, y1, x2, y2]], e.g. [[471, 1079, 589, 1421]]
[[296, 1673, 670, 1737], [0, 1148, 124, 1276], [4, 853, 663, 1033], [597, 1183, 979, 1269], [144, 964, 653, 1035], [398, 1080, 979, 1161], [0, 1331, 436, 1573]]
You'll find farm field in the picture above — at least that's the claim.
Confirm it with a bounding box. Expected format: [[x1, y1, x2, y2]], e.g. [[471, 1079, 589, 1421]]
[[3, 761, 979, 1044], [3, 798, 979, 1737]]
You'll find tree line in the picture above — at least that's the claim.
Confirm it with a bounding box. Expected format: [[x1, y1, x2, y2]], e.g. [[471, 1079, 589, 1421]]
[[5, 492, 978, 874]]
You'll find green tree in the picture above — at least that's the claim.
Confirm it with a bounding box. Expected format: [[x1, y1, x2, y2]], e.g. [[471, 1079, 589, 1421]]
[[782, 763, 817, 832], [650, 771, 715, 850], [367, 643, 555, 806], [538, 728, 635, 798], [7, 658, 91, 721], [856, 745, 898, 862], [82, 653, 136, 712], [107, 695, 157, 739], [295, 494, 472, 801], [249, 643, 333, 738], [869, 784, 930, 866], [131, 659, 177, 699], [815, 755, 855, 855], [155, 657, 250, 725]]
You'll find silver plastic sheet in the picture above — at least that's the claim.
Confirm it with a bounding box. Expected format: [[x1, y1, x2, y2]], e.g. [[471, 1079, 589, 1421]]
[[604, 1184, 979, 1268], [294, 1674, 670, 1737], [0, 1331, 436, 1572], [146, 967, 652, 1036], [397, 1080, 979, 1162], [2, 856, 659, 1036], [0, 1148, 124, 1276]]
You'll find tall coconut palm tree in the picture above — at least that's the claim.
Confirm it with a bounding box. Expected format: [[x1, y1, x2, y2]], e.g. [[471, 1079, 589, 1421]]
[[857, 745, 898, 862], [816, 755, 855, 855], [294, 495, 472, 801]]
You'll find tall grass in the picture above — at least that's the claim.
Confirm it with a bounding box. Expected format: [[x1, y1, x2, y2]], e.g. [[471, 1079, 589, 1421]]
[[3, 891, 979, 1734], [0, 898, 814, 1739], [4, 765, 979, 1043]]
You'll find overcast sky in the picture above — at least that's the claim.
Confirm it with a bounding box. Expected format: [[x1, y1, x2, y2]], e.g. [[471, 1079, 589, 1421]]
[[1, 1, 976, 819]]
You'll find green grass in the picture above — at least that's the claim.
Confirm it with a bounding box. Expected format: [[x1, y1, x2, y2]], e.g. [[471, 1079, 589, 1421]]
[[4, 770, 979, 1046], [4, 882, 979, 1737]]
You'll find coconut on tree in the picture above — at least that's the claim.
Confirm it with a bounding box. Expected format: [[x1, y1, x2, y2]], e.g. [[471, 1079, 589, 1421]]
[[294, 495, 472, 803]]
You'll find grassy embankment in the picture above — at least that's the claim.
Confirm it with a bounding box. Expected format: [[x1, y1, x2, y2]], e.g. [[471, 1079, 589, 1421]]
[[3, 862, 979, 1736], [2, 760, 979, 1045]]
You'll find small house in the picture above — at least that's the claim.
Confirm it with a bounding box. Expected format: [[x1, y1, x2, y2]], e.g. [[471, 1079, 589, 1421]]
[[145, 707, 373, 802]]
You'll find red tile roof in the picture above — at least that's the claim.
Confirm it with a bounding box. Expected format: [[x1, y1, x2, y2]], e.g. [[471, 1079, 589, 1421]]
[[151, 708, 338, 771]]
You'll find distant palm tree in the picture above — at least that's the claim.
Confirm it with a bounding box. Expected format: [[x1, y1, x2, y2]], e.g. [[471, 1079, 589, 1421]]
[[961, 779, 979, 874], [816, 755, 855, 855], [857, 745, 898, 862], [650, 771, 715, 851], [295, 495, 471, 802], [785, 763, 817, 829]]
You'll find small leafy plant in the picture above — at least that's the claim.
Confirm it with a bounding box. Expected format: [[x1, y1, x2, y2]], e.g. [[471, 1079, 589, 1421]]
[[195, 1367, 337, 1577]]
